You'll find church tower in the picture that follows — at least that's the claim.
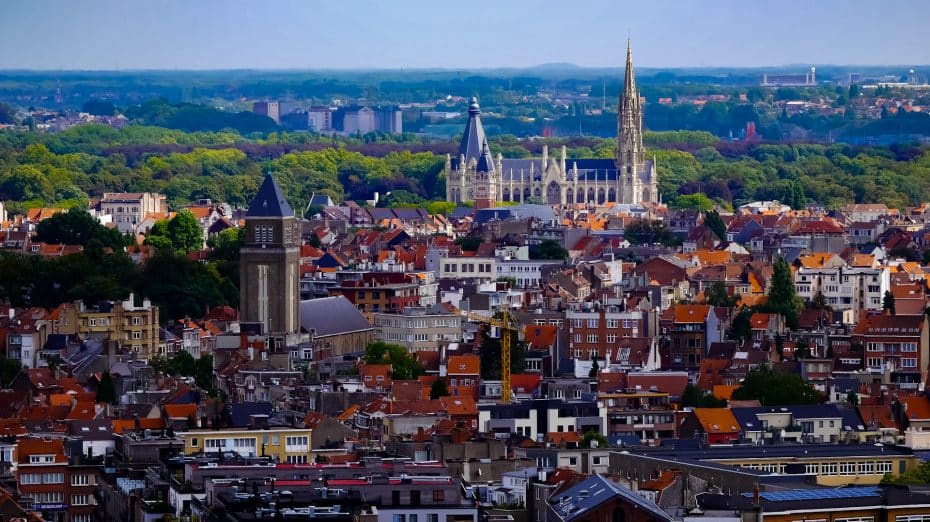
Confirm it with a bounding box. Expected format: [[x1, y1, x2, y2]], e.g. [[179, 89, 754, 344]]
[[446, 98, 499, 208], [239, 173, 300, 337], [616, 40, 658, 205]]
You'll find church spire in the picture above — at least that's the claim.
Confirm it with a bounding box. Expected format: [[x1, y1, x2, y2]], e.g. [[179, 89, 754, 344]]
[[617, 38, 645, 179]]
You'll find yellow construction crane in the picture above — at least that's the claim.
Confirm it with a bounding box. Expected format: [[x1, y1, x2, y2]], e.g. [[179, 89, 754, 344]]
[[460, 308, 519, 403]]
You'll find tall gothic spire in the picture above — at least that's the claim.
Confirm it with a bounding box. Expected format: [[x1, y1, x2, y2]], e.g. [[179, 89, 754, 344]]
[[617, 38, 644, 172]]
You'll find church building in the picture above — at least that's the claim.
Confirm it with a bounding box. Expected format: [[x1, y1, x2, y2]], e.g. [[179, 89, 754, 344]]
[[239, 173, 301, 337], [445, 41, 658, 208]]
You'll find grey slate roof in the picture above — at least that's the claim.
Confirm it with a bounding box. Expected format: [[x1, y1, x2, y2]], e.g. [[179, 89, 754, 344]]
[[300, 296, 374, 337], [457, 98, 490, 165], [549, 474, 671, 522], [474, 204, 557, 225], [225, 402, 274, 428], [247, 173, 294, 218]]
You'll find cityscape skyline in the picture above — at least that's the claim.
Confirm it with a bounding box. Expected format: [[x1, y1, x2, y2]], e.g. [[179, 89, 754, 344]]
[[1, 0, 929, 70]]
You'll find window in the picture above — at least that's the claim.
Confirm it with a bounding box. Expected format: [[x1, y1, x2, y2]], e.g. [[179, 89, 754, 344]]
[[587, 319, 598, 328], [433, 490, 445, 501], [72, 474, 90, 486], [593, 456, 601, 465], [132, 331, 142, 340], [73, 515, 92, 522], [29, 455, 55, 464], [190, 437, 199, 447], [902, 358, 917, 368], [72, 494, 89, 506], [587, 334, 598, 343], [132, 316, 142, 326]]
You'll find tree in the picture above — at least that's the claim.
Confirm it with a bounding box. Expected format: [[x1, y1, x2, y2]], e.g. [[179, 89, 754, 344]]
[[430, 379, 449, 399], [774, 334, 785, 361], [478, 326, 526, 380], [728, 306, 754, 343], [364, 341, 424, 380], [580, 429, 608, 449], [589, 358, 600, 378], [730, 365, 822, 405], [532, 239, 568, 260], [705, 281, 739, 308], [96, 371, 117, 404], [764, 257, 801, 329], [883, 291, 896, 316], [624, 219, 679, 247], [794, 338, 812, 360], [704, 210, 727, 242], [35, 209, 126, 250], [0, 357, 21, 388], [883, 460, 930, 485], [82, 99, 117, 116], [681, 383, 727, 408], [144, 210, 203, 253], [171, 350, 197, 377], [135, 250, 228, 321], [673, 192, 715, 212], [846, 391, 859, 406]]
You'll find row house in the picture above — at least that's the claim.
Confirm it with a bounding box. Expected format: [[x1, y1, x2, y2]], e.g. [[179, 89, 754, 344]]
[[853, 313, 929, 390], [794, 266, 889, 324], [565, 304, 651, 360], [16, 437, 98, 522], [660, 304, 724, 371], [601, 390, 676, 444], [477, 398, 605, 441], [329, 271, 438, 313]]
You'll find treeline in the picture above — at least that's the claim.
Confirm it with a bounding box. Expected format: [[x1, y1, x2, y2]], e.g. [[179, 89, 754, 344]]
[[3, 124, 930, 214]]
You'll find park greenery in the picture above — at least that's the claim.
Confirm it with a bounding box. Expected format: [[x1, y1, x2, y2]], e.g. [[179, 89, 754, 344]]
[[3, 123, 930, 218]]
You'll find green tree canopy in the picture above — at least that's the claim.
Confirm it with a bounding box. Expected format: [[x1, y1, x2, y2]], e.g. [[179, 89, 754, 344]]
[[145, 209, 203, 253], [95, 371, 118, 404], [731, 365, 822, 405], [763, 257, 802, 329], [364, 341, 424, 380], [430, 379, 449, 399], [531, 239, 568, 260], [704, 210, 727, 242], [624, 219, 679, 247], [34, 209, 127, 250]]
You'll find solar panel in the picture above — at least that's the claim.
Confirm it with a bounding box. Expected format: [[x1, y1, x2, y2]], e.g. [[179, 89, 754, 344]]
[[741, 487, 881, 502]]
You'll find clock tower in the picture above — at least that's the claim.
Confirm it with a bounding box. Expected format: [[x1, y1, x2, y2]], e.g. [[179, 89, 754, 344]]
[[239, 173, 300, 337]]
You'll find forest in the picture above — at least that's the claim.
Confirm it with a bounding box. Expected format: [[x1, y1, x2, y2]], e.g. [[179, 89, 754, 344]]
[[2, 123, 930, 215]]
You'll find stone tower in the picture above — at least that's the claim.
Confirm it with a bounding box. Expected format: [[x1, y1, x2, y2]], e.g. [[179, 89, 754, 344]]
[[446, 98, 500, 207], [239, 173, 300, 336], [616, 40, 658, 205]]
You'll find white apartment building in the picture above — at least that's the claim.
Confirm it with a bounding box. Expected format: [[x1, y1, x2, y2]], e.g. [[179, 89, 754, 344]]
[[439, 256, 496, 281], [794, 266, 890, 324], [99, 192, 167, 233]]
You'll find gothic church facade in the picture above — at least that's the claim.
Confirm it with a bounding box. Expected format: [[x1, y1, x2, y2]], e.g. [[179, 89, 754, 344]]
[[446, 41, 658, 208]]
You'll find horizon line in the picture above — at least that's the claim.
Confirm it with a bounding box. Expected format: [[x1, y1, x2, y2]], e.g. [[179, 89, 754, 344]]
[[0, 63, 927, 74]]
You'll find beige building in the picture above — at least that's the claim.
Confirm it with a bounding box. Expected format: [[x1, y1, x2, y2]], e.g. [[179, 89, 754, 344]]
[[100, 192, 167, 233], [56, 294, 160, 360], [373, 305, 462, 352]]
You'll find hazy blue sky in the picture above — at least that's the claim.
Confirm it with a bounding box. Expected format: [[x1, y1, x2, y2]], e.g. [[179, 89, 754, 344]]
[[2, 0, 929, 70]]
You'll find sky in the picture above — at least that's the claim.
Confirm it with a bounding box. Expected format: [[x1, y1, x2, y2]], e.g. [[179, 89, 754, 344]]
[[1, 0, 929, 70]]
